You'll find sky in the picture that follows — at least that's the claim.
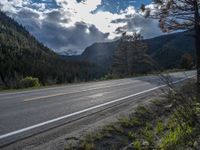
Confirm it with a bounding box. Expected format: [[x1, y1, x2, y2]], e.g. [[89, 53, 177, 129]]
[[0, 0, 162, 55]]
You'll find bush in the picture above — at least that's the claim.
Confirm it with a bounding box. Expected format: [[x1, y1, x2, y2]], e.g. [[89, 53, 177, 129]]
[[18, 76, 40, 88], [133, 140, 142, 150], [156, 120, 165, 134], [160, 124, 193, 150], [102, 74, 119, 80]]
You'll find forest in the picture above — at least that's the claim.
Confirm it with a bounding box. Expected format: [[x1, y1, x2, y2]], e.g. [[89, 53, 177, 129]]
[[0, 11, 97, 88], [0, 11, 195, 89]]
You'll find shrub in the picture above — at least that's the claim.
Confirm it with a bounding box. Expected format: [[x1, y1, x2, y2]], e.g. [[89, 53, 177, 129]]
[[130, 117, 142, 127], [83, 143, 94, 150], [128, 131, 136, 140], [160, 124, 193, 150], [156, 120, 165, 134], [18, 76, 40, 88], [118, 117, 132, 127], [133, 140, 142, 150], [102, 74, 119, 80], [142, 126, 154, 144]]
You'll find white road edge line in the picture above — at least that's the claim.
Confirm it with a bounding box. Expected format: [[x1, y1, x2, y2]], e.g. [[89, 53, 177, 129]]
[[0, 75, 195, 140]]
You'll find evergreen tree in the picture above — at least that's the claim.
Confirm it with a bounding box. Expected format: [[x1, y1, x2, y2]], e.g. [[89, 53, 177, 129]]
[[112, 33, 154, 76], [112, 33, 129, 76], [143, 0, 200, 85], [181, 53, 194, 70]]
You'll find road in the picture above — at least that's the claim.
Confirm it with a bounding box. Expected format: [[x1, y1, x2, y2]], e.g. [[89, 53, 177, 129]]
[[0, 71, 195, 147]]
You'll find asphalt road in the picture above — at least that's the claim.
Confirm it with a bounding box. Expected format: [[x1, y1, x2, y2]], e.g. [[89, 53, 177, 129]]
[[0, 71, 195, 147]]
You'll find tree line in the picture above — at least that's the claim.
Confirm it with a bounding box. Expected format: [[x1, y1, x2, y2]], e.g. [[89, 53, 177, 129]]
[[0, 11, 98, 88], [111, 33, 155, 77]]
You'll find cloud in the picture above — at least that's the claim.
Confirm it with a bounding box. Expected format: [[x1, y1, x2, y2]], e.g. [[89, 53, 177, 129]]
[[38, 20, 109, 54], [0, 0, 162, 54], [112, 13, 163, 38], [11, 7, 109, 54]]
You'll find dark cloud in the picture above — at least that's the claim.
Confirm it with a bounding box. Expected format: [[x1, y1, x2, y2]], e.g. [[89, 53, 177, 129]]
[[17, 8, 40, 19], [111, 18, 127, 24], [113, 14, 162, 38], [0, 0, 162, 55], [38, 20, 109, 54], [45, 10, 71, 23], [76, 0, 86, 3], [10, 8, 109, 54]]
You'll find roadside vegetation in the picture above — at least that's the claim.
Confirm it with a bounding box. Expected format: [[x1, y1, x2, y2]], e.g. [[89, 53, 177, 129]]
[[18, 76, 40, 88], [65, 79, 200, 150]]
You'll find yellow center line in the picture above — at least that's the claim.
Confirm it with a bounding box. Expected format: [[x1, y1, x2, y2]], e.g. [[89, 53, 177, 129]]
[[22, 80, 144, 102], [23, 81, 149, 102], [23, 93, 67, 102]]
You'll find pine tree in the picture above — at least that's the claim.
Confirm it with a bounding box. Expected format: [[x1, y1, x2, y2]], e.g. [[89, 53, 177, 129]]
[[112, 33, 153, 76], [143, 0, 200, 85]]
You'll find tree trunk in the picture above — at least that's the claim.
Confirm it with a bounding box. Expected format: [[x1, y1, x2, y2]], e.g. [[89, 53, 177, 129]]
[[195, 27, 200, 86], [0, 72, 8, 87], [196, 31, 200, 87], [194, 0, 200, 87]]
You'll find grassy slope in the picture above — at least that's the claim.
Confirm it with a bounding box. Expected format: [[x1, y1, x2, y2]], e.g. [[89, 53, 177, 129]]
[[65, 79, 200, 150]]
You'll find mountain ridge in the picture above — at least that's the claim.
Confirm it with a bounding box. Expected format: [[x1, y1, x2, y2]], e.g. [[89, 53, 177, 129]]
[[73, 30, 195, 74]]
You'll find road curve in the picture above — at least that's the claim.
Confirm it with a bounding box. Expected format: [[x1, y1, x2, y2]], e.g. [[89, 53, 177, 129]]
[[0, 71, 195, 147]]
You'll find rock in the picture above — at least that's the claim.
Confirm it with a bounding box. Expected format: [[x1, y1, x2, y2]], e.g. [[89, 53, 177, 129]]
[[122, 143, 134, 150], [164, 104, 173, 109], [193, 141, 199, 149], [141, 140, 149, 149]]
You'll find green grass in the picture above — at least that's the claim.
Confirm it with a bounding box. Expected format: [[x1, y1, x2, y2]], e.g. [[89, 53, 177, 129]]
[[65, 81, 199, 150], [82, 142, 94, 150], [135, 106, 150, 116], [118, 117, 133, 128], [160, 124, 193, 150], [127, 131, 136, 140], [156, 120, 165, 134], [142, 125, 154, 145], [133, 140, 142, 150], [130, 117, 142, 127]]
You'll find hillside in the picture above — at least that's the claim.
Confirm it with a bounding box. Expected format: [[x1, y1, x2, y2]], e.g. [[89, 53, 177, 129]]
[[0, 12, 95, 88], [146, 31, 195, 68], [80, 31, 195, 74], [81, 41, 118, 75], [0, 11, 196, 88]]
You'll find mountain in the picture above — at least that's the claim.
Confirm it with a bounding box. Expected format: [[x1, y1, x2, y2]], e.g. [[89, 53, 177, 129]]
[[145, 31, 195, 68], [0, 12, 95, 88], [0, 11, 195, 88], [81, 41, 118, 74], [80, 30, 195, 74]]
